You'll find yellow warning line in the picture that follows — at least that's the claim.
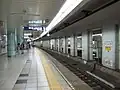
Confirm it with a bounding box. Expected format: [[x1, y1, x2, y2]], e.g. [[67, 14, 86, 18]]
[[36, 49, 62, 90]]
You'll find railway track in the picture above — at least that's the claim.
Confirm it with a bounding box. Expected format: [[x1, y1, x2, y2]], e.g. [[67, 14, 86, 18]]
[[59, 60, 113, 90], [40, 48, 119, 90]]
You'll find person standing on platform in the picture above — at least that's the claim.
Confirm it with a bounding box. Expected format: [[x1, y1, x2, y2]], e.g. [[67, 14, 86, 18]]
[[17, 43, 21, 54], [20, 42, 24, 54]]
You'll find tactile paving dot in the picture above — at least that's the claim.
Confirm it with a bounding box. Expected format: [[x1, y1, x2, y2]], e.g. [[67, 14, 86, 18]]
[[15, 80, 27, 84]]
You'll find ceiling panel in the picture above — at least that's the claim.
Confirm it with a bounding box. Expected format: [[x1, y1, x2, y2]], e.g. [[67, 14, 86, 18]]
[[10, 0, 65, 21]]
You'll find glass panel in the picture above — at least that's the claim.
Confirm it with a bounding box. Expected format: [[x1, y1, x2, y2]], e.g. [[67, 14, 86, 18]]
[[92, 30, 102, 64], [77, 35, 82, 57]]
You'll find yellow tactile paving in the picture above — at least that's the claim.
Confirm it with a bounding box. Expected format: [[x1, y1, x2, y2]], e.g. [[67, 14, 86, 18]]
[[36, 49, 62, 90]]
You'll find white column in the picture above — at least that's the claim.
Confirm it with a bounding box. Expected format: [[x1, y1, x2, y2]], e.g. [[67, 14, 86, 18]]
[[102, 23, 117, 69], [52, 39, 55, 50], [58, 38, 60, 52], [118, 24, 120, 69], [63, 37, 67, 53], [88, 31, 93, 60], [54, 39, 57, 51], [17, 26, 24, 44], [50, 39, 53, 49], [70, 35, 77, 56], [75, 37, 78, 56], [82, 31, 88, 60]]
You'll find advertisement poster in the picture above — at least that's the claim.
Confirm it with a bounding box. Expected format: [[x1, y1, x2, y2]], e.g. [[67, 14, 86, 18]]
[[103, 40, 114, 68], [104, 41, 113, 52]]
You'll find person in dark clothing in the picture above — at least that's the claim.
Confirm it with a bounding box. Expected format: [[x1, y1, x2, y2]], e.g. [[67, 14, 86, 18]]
[[20, 42, 24, 54], [28, 42, 31, 49], [17, 43, 21, 54], [17, 43, 20, 50]]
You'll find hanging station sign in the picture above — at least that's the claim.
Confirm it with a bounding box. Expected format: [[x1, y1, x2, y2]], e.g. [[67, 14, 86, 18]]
[[23, 26, 46, 31]]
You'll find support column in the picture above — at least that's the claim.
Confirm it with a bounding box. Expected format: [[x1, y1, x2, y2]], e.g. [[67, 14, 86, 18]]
[[7, 14, 18, 57], [54, 39, 57, 51], [15, 28, 17, 50], [7, 30, 16, 57], [88, 31, 93, 60], [82, 31, 88, 60], [102, 23, 118, 69], [75, 37, 78, 56], [0, 34, 2, 53], [57, 38, 60, 52], [63, 37, 67, 53], [118, 24, 120, 70], [70, 35, 77, 56], [17, 26, 24, 44], [52, 39, 55, 50], [50, 39, 52, 49], [0, 0, 11, 55]]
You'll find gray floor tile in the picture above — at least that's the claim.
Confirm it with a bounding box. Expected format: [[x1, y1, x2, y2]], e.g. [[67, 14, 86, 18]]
[[13, 89, 25, 90], [27, 79, 37, 83], [28, 77, 37, 79], [38, 78, 47, 82], [13, 84, 26, 89], [25, 88, 37, 90], [26, 83, 37, 88], [37, 77, 47, 80], [38, 87, 50, 90], [38, 81, 49, 87], [18, 77, 29, 80]]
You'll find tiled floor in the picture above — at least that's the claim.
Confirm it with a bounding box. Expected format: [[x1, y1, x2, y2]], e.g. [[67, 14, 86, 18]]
[[0, 48, 72, 90], [0, 51, 28, 90]]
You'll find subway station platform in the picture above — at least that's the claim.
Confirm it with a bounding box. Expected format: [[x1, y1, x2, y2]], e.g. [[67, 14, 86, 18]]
[[1, 0, 120, 90], [0, 48, 92, 90]]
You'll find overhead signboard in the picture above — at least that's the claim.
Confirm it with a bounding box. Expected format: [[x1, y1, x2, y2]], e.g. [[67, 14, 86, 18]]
[[24, 26, 46, 31]]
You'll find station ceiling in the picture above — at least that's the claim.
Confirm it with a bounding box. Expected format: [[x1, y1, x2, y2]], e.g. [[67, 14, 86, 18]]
[[0, 0, 65, 32], [10, 0, 65, 21], [40, 0, 120, 40], [1, 0, 120, 40]]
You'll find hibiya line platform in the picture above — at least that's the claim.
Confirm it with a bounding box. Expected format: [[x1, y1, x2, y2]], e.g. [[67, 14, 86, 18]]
[[0, 48, 92, 90]]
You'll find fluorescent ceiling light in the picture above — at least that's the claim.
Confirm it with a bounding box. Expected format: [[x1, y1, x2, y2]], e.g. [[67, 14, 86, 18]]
[[77, 36, 82, 38], [40, 0, 83, 38], [24, 36, 29, 39], [92, 34, 102, 37], [29, 20, 42, 24]]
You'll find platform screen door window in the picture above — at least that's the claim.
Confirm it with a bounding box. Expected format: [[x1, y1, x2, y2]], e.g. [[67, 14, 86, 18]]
[[93, 30, 102, 64], [61, 39, 63, 52], [88, 29, 102, 64], [67, 38, 71, 55], [0, 40, 1, 53], [56, 39, 58, 51], [77, 36, 82, 57]]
